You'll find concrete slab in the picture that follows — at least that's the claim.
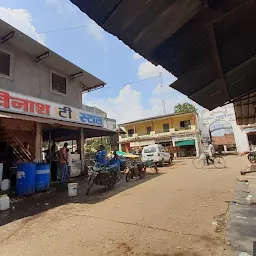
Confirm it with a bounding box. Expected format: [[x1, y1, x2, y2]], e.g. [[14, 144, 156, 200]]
[[225, 181, 256, 255]]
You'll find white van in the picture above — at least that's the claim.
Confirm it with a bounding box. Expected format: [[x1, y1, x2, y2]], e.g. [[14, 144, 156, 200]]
[[141, 144, 172, 167]]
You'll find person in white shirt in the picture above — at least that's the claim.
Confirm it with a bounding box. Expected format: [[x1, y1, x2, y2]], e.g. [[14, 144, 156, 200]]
[[206, 141, 215, 165]]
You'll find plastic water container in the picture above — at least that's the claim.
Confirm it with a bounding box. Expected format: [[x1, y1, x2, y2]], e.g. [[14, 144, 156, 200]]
[[16, 163, 36, 196], [36, 164, 50, 192], [0, 195, 10, 211], [1, 179, 10, 191], [68, 183, 78, 197]]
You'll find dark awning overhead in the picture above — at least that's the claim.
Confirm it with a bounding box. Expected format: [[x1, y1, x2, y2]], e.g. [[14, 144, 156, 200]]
[[71, 0, 256, 112]]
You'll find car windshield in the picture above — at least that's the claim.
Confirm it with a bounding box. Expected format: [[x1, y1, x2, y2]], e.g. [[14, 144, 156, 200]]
[[143, 147, 157, 153]]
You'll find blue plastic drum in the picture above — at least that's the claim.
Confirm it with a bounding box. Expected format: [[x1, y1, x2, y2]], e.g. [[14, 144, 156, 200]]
[[16, 163, 36, 196], [35, 164, 50, 191]]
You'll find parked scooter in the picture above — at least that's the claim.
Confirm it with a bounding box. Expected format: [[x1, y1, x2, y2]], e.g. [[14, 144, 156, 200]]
[[85, 162, 118, 195]]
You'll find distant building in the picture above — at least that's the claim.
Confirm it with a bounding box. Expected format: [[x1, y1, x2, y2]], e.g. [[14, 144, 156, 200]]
[[118, 112, 200, 157]]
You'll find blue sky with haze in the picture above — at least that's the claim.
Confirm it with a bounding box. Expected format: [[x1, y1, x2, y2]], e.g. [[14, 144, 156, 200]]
[[0, 0, 200, 123]]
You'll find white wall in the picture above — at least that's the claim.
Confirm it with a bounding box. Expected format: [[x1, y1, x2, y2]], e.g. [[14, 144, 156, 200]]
[[199, 104, 250, 153], [0, 44, 83, 108], [104, 118, 116, 131]]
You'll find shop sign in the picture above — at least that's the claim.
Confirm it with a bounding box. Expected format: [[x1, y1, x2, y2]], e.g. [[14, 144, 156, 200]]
[[0, 89, 103, 127], [130, 140, 155, 147], [173, 136, 195, 142]]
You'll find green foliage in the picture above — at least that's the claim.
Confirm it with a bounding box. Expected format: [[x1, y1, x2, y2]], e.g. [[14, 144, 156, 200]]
[[174, 103, 197, 113], [84, 137, 111, 153]]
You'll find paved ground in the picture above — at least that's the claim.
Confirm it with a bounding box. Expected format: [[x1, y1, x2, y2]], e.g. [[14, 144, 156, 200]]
[[0, 155, 248, 256]]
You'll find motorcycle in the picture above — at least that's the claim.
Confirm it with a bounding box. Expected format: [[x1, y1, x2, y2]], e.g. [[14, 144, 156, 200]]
[[126, 160, 146, 182], [120, 158, 127, 172], [248, 151, 256, 163], [85, 162, 118, 195]]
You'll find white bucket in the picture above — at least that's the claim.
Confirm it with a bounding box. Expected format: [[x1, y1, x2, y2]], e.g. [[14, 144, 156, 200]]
[[68, 183, 78, 197]]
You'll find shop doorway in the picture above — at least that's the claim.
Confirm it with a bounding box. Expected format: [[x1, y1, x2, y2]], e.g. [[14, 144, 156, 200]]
[[175, 140, 196, 157], [209, 120, 236, 152]]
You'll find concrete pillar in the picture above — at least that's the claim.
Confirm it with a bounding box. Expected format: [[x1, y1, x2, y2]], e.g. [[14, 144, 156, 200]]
[[80, 128, 85, 173], [35, 122, 42, 161], [224, 145, 227, 152], [195, 136, 200, 157], [119, 143, 122, 151], [133, 125, 136, 134]]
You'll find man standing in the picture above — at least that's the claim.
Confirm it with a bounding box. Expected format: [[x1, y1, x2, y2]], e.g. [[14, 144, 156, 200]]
[[206, 141, 215, 165], [59, 142, 68, 183]]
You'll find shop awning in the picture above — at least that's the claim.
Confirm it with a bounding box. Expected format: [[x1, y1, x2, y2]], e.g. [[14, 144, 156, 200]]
[[0, 111, 116, 139], [176, 140, 195, 147]]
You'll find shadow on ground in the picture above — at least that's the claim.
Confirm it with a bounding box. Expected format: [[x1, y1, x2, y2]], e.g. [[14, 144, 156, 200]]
[[0, 169, 167, 227]]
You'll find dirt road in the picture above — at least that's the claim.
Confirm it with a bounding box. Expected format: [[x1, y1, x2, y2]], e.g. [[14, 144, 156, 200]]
[[0, 156, 247, 255]]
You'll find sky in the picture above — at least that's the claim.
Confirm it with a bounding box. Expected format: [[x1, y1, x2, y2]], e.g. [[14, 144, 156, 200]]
[[0, 0, 201, 124]]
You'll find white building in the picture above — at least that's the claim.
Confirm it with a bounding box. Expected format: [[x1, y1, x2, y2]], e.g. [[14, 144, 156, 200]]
[[200, 104, 250, 153]]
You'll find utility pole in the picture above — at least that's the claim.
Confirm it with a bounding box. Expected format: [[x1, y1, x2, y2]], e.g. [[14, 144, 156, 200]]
[[159, 72, 166, 115], [160, 72, 163, 87], [162, 100, 166, 115]]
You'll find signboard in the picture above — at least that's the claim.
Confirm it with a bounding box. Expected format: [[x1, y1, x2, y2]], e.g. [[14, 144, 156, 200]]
[[172, 135, 195, 142], [130, 140, 155, 147], [202, 106, 236, 125], [0, 89, 103, 127], [202, 113, 236, 125]]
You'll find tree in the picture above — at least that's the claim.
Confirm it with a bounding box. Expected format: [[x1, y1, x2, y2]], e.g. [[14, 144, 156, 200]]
[[174, 103, 197, 113], [84, 137, 111, 153]]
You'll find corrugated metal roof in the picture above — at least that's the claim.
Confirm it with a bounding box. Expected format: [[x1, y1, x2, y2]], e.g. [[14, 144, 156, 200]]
[[0, 19, 106, 92], [234, 92, 256, 126], [71, 0, 256, 118]]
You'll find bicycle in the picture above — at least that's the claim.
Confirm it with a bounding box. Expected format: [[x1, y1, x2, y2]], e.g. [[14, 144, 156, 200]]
[[193, 153, 226, 169]]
